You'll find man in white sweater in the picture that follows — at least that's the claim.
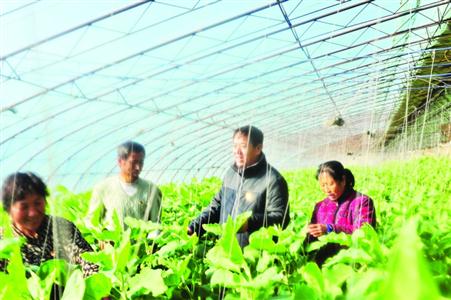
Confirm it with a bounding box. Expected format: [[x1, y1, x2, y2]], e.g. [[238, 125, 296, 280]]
[[88, 141, 162, 231]]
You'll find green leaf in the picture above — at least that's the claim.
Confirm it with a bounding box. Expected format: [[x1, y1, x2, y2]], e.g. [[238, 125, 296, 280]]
[[0, 272, 31, 300], [86, 198, 104, 229], [114, 230, 131, 273], [0, 237, 25, 259], [307, 232, 351, 252], [243, 247, 260, 264], [0, 272, 32, 299], [346, 269, 384, 300], [234, 211, 252, 232], [323, 248, 373, 267], [306, 240, 324, 252], [256, 251, 272, 273], [224, 293, 242, 300], [84, 273, 112, 300], [206, 246, 242, 274], [127, 267, 167, 297], [205, 216, 246, 272], [176, 253, 191, 277], [28, 264, 60, 300], [61, 269, 85, 300], [5, 242, 30, 298], [323, 263, 353, 299], [350, 225, 387, 264], [249, 228, 277, 252], [323, 263, 353, 287], [210, 269, 241, 287], [81, 249, 114, 270], [248, 266, 284, 288], [124, 217, 161, 232], [37, 259, 69, 285], [293, 283, 319, 300], [27, 271, 44, 300], [289, 239, 302, 255], [376, 219, 441, 300], [301, 262, 324, 295], [155, 240, 180, 256], [202, 223, 223, 235]]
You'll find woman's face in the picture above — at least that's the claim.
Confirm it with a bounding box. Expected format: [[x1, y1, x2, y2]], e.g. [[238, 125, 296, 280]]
[[9, 193, 46, 235], [319, 172, 346, 201]]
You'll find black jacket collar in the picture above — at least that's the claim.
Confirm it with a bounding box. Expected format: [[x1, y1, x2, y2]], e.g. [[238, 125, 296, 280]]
[[232, 153, 267, 178]]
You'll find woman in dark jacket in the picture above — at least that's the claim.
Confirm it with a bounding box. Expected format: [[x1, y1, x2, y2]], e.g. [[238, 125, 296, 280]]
[[0, 172, 98, 277]]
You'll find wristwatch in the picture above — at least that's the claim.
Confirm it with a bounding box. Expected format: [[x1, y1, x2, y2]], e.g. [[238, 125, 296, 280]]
[[326, 224, 334, 234]]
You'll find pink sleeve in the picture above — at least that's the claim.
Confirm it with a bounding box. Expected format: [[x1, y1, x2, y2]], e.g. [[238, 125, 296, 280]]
[[310, 201, 321, 224], [333, 196, 375, 234]]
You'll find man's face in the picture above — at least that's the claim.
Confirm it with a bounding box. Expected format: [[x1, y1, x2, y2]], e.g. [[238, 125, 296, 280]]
[[118, 151, 144, 183], [233, 132, 262, 168]]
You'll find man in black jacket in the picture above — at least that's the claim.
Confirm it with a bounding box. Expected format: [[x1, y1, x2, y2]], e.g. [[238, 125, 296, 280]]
[[188, 125, 290, 248]]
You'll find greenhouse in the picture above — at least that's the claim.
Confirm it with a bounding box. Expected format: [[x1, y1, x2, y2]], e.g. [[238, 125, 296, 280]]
[[0, 0, 450, 299]]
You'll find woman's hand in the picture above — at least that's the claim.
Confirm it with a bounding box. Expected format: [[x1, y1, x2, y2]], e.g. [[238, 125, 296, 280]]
[[307, 223, 327, 237]]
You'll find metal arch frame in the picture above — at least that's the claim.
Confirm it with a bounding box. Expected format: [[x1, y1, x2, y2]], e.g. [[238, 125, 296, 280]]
[[3, 0, 441, 116], [3, 15, 447, 146], [272, 97, 400, 138], [1, 0, 450, 184], [146, 131, 232, 183], [0, 1, 41, 18], [160, 105, 387, 185], [0, 1, 155, 60], [1, 0, 289, 112], [101, 76, 418, 183], [73, 83, 440, 189], [8, 36, 447, 171], [46, 81, 363, 186], [392, 90, 451, 128], [383, 102, 450, 149], [15, 37, 450, 182], [162, 52, 444, 142], [266, 83, 445, 141], [69, 114, 230, 187], [75, 124, 233, 186], [277, 0, 348, 119], [2, 0, 362, 83], [5, 0, 224, 82], [1, 2, 444, 143], [73, 96, 308, 187], [258, 69, 445, 128]]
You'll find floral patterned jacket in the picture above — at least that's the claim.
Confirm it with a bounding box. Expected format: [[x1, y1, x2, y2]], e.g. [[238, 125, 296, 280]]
[[0, 215, 98, 277]]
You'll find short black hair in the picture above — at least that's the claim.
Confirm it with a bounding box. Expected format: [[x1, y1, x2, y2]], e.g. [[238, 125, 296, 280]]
[[233, 125, 264, 147], [1, 172, 49, 211], [316, 160, 355, 188], [117, 141, 146, 159]]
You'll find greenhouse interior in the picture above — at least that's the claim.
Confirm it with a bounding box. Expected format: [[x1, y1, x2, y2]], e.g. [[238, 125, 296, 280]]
[[0, 0, 450, 299]]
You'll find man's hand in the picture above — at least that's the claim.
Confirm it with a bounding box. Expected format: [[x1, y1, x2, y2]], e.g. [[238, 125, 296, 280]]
[[307, 223, 327, 237], [187, 226, 193, 235]]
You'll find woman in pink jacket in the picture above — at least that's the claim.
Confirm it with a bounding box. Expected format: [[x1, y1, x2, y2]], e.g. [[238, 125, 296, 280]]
[[306, 160, 376, 266]]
